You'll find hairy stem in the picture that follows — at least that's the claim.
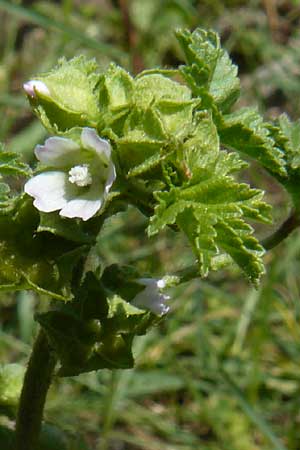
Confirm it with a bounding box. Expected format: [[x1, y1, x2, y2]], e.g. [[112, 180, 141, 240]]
[[261, 210, 300, 250], [15, 328, 57, 450]]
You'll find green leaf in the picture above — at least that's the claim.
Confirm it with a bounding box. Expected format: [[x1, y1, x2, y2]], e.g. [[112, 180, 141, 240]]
[[116, 106, 166, 173], [134, 72, 194, 137], [103, 295, 155, 336], [37, 310, 101, 376], [74, 272, 109, 321], [37, 266, 162, 376], [38, 212, 95, 244], [0, 144, 31, 214], [176, 111, 220, 177], [99, 63, 134, 112], [101, 264, 142, 301], [37, 308, 135, 376], [278, 113, 300, 170], [154, 98, 196, 137], [97, 63, 134, 136], [219, 108, 286, 177], [28, 56, 101, 132], [0, 144, 30, 177], [176, 28, 240, 112], [101, 264, 160, 333], [149, 151, 271, 283], [36, 272, 108, 376], [134, 72, 191, 106], [0, 196, 87, 300]]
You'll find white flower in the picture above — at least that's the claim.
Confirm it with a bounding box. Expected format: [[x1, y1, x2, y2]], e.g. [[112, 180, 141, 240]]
[[132, 278, 170, 316], [23, 80, 50, 98], [24, 128, 116, 221]]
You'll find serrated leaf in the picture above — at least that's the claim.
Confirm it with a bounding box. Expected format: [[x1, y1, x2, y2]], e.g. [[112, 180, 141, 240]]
[[149, 151, 271, 283], [37, 268, 157, 376], [28, 56, 100, 132], [219, 108, 286, 177], [103, 295, 155, 336], [278, 113, 300, 169], [37, 309, 135, 376], [0, 144, 31, 213], [176, 28, 240, 112], [0, 196, 87, 300], [215, 219, 265, 283], [127, 151, 164, 178], [0, 145, 30, 177]]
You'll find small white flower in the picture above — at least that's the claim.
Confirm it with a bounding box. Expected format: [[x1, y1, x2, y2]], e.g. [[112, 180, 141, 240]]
[[132, 278, 170, 316], [23, 80, 50, 98], [25, 128, 116, 221]]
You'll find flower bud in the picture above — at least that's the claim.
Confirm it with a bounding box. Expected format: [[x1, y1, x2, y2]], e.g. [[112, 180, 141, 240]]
[[23, 80, 50, 98]]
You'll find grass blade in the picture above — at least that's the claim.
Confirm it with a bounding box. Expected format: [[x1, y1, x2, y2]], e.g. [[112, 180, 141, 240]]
[[221, 369, 288, 450]]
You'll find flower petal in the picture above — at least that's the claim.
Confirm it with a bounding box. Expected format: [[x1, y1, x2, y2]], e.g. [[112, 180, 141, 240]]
[[81, 128, 111, 162], [59, 194, 102, 221], [132, 278, 170, 315], [23, 80, 50, 98], [25, 171, 69, 212], [104, 163, 116, 195], [35, 137, 80, 168]]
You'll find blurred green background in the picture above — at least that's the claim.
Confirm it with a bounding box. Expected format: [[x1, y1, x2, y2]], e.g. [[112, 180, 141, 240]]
[[1, 0, 300, 449]]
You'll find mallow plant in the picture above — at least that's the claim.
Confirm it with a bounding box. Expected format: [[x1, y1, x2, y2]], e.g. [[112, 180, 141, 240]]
[[1, 28, 300, 450]]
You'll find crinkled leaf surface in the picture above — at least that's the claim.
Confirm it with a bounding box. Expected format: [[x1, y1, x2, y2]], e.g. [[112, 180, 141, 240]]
[[278, 114, 300, 170], [219, 108, 286, 177], [99, 67, 195, 175], [0, 197, 87, 300], [176, 28, 286, 178], [28, 56, 100, 132], [0, 145, 30, 213], [37, 267, 159, 376], [0, 144, 29, 177], [176, 28, 240, 112], [148, 113, 272, 284]]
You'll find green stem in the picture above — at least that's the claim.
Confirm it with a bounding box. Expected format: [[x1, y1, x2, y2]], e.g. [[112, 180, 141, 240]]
[[261, 209, 300, 250], [15, 328, 57, 450]]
